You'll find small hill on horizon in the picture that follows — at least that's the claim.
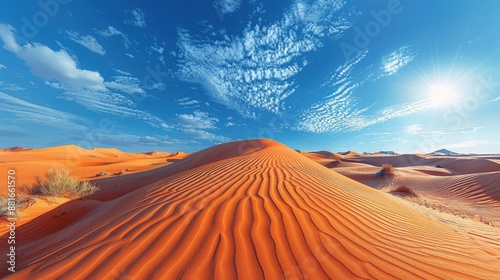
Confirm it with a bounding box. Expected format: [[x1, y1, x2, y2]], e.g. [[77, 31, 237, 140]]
[[429, 148, 461, 156]]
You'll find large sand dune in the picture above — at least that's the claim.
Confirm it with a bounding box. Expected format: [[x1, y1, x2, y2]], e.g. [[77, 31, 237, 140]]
[[2, 139, 499, 279]]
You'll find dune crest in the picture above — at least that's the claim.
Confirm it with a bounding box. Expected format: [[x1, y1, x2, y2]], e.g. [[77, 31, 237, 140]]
[[1, 139, 499, 279]]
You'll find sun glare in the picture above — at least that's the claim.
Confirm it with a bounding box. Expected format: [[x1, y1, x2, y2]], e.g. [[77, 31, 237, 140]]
[[427, 84, 460, 107]]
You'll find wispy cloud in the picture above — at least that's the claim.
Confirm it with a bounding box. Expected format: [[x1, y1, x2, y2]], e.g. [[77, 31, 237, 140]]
[[380, 45, 416, 77], [177, 97, 200, 108], [114, 69, 132, 76], [104, 75, 145, 94], [175, 110, 229, 143], [71, 132, 181, 148], [177, 111, 218, 130], [214, 0, 243, 16], [66, 30, 106, 55], [0, 81, 25, 91], [176, 0, 351, 117], [181, 129, 230, 143], [444, 140, 500, 150], [404, 124, 485, 136], [124, 8, 146, 28], [96, 26, 131, 48], [59, 90, 167, 128], [0, 92, 87, 130], [0, 64, 5, 69], [0, 23, 166, 129], [296, 44, 419, 134], [295, 51, 368, 133], [0, 125, 31, 137], [125, 53, 134, 58], [488, 95, 500, 103]]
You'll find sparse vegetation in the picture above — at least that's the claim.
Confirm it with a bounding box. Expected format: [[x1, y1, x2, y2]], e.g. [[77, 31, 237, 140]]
[[96, 171, 110, 177], [1, 193, 36, 216], [376, 163, 395, 177], [389, 185, 418, 197], [31, 166, 99, 198]]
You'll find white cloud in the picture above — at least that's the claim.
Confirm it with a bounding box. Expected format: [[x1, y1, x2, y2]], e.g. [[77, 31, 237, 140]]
[[0, 24, 19, 52], [124, 9, 146, 28], [177, 111, 218, 130], [96, 26, 131, 48], [488, 95, 500, 103], [295, 44, 418, 134], [0, 23, 106, 91], [0, 24, 145, 95], [66, 30, 106, 55], [151, 44, 164, 54], [404, 124, 485, 136], [176, 0, 351, 117], [60, 90, 167, 128], [0, 64, 5, 69], [0, 23, 166, 129], [114, 69, 132, 76], [104, 75, 145, 94], [0, 81, 25, 91], [380, 46, 416, 76], [175, 110, 230, 143], [444, 140, 500, 150], [71, 132, 179, 147], [295, 51, 368, 133], [180, 129, 230, 143], [214, 0, 243, 16], [177, 97, 200, 107], [0, 91, 87, 130], [150, 43, 166, 65], [125, 53, 134, 58]]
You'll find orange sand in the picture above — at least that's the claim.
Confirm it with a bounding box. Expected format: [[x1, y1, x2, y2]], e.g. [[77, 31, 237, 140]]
[[1, 140, 499, 279], [0, 145, 187, 187]]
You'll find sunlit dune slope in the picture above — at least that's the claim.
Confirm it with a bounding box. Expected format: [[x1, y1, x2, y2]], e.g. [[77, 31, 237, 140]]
[[1, 139, 499, 279], [324, 154, 500, 224], [0, 145, 183, 186]]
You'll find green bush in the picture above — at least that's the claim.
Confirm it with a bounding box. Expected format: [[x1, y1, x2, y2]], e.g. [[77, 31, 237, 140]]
[[31, 166, 99, 198]]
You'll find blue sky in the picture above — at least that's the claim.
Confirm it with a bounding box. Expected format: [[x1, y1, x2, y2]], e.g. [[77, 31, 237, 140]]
[[0, 0, 499, 153]]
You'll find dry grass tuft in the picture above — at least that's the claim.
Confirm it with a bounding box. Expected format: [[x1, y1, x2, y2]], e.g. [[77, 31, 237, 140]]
[[377, 163, 395, 177], [389, 185, 418, 197], [31, 166, 99, 198], [0, 193, 36, 216]]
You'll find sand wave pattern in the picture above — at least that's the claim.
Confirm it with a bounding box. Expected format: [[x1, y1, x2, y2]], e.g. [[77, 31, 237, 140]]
[[2, 139, 499, 279]]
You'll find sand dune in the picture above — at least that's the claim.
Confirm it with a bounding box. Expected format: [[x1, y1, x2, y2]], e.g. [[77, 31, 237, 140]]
[[2, 139, 499, 279], [353, 153, 500, 175], [0, 145, 185, 186], [319, 153, 500, 228]]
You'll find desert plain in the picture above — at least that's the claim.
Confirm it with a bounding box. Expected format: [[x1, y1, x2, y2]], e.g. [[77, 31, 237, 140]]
[[1, 139, 499, 279]]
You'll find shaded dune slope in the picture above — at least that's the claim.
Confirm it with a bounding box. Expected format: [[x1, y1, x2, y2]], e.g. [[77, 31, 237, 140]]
[[355, 154, 500, 175], [2, 139, 499, 279]]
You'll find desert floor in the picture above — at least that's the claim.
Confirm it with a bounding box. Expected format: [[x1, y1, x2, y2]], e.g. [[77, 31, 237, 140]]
[[1, 139, 499, 279]]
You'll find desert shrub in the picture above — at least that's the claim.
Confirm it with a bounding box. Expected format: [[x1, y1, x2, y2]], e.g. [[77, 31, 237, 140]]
[[31, 166, 99, 198], [377, 163, 395, 177], [0, 193, 36, 216], [390, 185, 418, 197]]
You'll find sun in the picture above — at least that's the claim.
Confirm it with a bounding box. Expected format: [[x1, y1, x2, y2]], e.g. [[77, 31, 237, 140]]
[[427, 84, 460, 107]]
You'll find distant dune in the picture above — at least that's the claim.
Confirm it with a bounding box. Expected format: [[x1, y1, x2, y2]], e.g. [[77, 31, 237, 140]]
[[1, 139, 499, 279], [0, 145, 186, 186]]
